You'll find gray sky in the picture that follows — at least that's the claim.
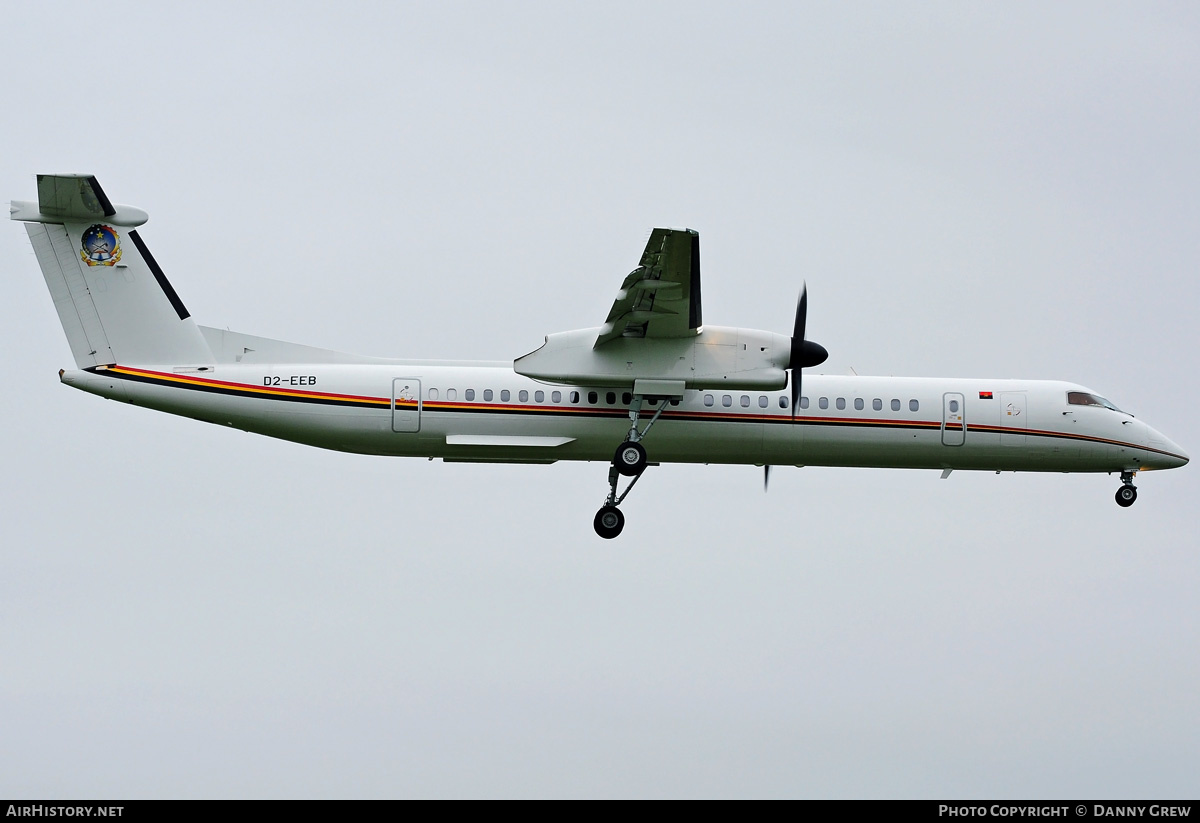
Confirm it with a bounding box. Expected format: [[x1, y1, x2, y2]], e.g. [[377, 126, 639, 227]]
[[2, 1, 1197, 798]]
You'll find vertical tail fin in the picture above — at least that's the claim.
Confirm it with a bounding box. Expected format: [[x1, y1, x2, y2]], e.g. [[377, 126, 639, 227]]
[[12, 174, 213, 368]]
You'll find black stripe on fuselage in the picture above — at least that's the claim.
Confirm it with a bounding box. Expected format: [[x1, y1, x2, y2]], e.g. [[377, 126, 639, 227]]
[[91, 367, 383, 410], [421, 403, 1177, 456], [967, 423, 1186, 460], [91, 367, 1181, 460]]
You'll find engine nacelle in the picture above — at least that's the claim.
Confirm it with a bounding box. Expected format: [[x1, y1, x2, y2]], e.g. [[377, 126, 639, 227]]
[[514, 325, 792, 390]]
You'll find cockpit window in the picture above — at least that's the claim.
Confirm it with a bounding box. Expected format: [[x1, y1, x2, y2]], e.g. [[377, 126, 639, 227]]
[[1068, 391, 1123, 412]]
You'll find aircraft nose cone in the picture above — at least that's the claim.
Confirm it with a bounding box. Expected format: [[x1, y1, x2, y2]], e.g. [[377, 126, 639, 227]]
[[1146, 428, 1188, 469]]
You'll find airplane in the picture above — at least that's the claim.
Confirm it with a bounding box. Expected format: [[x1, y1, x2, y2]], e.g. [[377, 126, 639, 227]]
[[12, 174, 1189, 538]]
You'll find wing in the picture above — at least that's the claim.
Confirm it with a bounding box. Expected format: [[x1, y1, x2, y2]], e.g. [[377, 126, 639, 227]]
[[594, 228, 702, 347]]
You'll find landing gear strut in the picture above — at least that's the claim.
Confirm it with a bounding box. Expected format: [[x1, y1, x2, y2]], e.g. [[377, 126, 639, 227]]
[[593, 394, 669, 538], [1115, 471, 1138, 508]]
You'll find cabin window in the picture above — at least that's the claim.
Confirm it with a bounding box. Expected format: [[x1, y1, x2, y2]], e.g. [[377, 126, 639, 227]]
[[891, 399, 901, 411], [447, 388, 457, 401], [501, 389, 510, 402], [873, 398, 882, 411], [909, 399, 919, 412], [779, 396, 789, 409], [622, 392, 633, 405], [670, 398, 680, 406], [819, 397, 829, 410], [704, 394, 714, 407], [799, 396, 809, 409], [1067, 391, 1122, 411], [854, 398, 864, 411], [465, 389, 475, 401], [428, 388, 439, 400], [949, 399, 959, 413], [722, 395, 733, 407], [588, 391, 598, 404], [569, 391, 580, 403], [758, 395, 768, 408], [740, 395, 750, 408], [519, 390, 529, 402], [606, 392, 616, 405], [483, 389, 493, 401], [535, 390, 545, 402], [836, 397, 846, 410], [552, 390, 562, 403]]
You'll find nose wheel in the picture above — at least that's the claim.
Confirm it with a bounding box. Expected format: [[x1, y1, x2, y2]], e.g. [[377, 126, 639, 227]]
[[1115, 471, 1138, 507]]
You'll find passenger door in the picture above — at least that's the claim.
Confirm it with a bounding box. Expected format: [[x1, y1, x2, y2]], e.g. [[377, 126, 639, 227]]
[[942, 392, 965, 446]]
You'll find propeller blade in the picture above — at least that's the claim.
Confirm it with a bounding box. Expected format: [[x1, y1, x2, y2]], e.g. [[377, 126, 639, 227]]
[[764, 464, 771, 491], [793, 284, 807, 347], [791, 367, 801, 421], [786, 282, 828, 421], [789, 284, 807, 420]]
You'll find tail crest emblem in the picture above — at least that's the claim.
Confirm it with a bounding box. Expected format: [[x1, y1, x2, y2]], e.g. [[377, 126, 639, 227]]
[[80, 224, 122, 267]]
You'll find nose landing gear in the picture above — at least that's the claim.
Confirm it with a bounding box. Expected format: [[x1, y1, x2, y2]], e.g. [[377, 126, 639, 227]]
[[1115, 471, 1138, 507]]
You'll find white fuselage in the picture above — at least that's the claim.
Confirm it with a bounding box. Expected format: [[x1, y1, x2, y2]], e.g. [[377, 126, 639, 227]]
[[15, 177, 1187, 536], [62, 362, 1189, 475]]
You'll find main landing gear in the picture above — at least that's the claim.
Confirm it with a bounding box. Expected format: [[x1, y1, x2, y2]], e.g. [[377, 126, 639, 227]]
[[593, 394, 670, 539], [1115, 470, 1138, 508]]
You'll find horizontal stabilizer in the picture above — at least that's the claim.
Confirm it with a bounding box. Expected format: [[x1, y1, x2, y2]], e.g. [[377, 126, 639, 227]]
[[10, 174, 149, 227], [39, 174, 114, 220]]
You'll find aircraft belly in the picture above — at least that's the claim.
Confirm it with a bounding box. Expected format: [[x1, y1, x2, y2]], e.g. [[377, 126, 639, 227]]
[[650, 419, 764, 464], [425, 412, 766, 464], [797, 425, 949, 469], [792, 422, 1107, 473]]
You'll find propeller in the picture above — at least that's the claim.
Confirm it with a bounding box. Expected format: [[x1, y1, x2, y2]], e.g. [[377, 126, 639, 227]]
[[788, 282, 828, 420], [765, 286, 826, 491]]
